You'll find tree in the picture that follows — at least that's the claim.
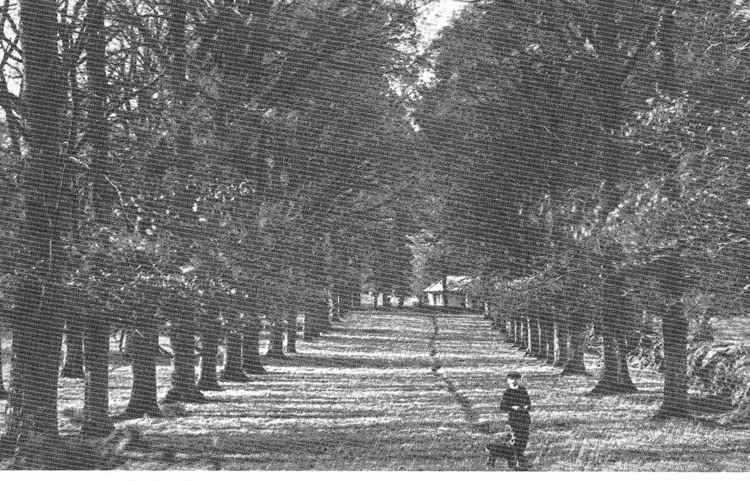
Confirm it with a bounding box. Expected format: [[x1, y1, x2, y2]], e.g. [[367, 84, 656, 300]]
[[119, 288, 162, 419], [0, 329, 6, 400], [81, 0, 115, 436], [0, 0, 68, 462]]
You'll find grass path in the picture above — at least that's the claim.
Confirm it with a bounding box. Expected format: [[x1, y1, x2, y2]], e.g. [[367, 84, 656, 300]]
[[2, 312, 750, 470]]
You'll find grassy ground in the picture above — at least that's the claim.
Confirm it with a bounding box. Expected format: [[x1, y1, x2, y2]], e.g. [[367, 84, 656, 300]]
[[1, 312, 749, 470]]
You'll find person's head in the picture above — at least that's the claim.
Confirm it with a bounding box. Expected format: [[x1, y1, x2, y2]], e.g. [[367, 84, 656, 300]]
[[506, 371, 522, 388]]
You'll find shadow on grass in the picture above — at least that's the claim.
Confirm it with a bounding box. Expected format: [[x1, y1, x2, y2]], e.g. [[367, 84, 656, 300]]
[[262, 354, 432, 370]]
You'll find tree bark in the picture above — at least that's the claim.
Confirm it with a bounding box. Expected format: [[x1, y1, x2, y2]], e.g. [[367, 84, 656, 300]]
[[197, 326, 222, 391], [541, 315, 554, 364], [585, 0, 640, 394], [591, 334, 637, 394], [0, 0, 68, 462], [304, 296, 326, 340], [321, 291, 333, 332], [561, 327, 588, 376], [266, 319, 286, 358], [120, 322, 162, 419], [242, 316, 266, 374], [286, 313, 298, 354], [79, 0, 115, 438], [591, 267, 637, 394], [552, 321, 568, 368], [656, 276, 689, 418], [654, 4, 689, 418], [0, 330, 6, 400], [81, 313, 114, 436], [221, 329, 248, 382], [164, 303, 206, 403], [530, 317, 542, 358], [61, 319, 85, 379], [517, 317, 528, 351], [507, 316, 516, 344]]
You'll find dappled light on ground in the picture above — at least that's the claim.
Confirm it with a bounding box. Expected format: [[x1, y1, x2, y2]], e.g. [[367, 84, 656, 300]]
[[2, 312, 749, 470]]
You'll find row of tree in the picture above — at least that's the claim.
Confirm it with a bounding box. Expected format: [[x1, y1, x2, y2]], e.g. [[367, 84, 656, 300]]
[[0, 0, 423, 464], [414, 0, 749, 419]]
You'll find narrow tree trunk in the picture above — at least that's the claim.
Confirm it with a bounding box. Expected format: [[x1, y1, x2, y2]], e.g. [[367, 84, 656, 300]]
[[330, 292, 340, 323], [517, 317, 528, 351], [506, 316, 515, 344], [542, 317, 554, 364], [120, 323, 162, 419], [0, 330, 7, 400], [321, 291, 333, 332], [0, 0, 68, 462], [552, 321, 567, 368], [197, 326, 222, 390], [164, 301, 206, 404], [220, 329, 248, 382], [561, 327, 587, 376], [242, 317, 266, 374], [286, 313, 297, 354], [530, 318, 542, 357], [266, 319, 285, 358], [81, 312, 114, 436], [61, 319, 85, 379]]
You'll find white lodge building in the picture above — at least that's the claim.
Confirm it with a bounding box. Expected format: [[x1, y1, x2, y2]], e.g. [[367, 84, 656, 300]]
[[423, 276, 475, 308]]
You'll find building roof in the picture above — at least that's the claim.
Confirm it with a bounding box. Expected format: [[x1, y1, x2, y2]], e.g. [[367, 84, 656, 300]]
[[423, 276, 473, 293]]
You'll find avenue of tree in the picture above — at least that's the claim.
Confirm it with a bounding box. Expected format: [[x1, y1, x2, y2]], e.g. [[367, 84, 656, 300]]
[[0, 0, 748, 468]]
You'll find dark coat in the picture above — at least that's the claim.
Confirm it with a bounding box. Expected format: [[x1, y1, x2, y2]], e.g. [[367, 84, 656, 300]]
[[500, 386, 531, 429]]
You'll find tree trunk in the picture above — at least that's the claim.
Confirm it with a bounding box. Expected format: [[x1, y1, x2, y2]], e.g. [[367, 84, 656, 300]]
[[321, 291, 333, 332], [286, 313, 298, 354], [330, 292, 340, 323], [561, 327, 587, 376], [509, 318, 517, 345], [542, 317, 554, 364], [552, 321, 567, 368], [591, 335, 637, 394], [61, 319, 85, 379], [80, 0, 115, 439], [164, 301, 206, 404], [220, 329, 248, 382], [0, 0, 68, 463], [120, 323, 162, 419], [592, 270, 637, 394], [242, 317, 266, 374], [81, 313, 114, 436], [656, 284, 689, 418], [654, 5, 689, 418], [197, 326, 222, 390], [266, 319, 285, 358], [304, 297, 325, 340], [0, 330, 6, 400], [530, 318, 542, 358], [517, 317, 528, 351]]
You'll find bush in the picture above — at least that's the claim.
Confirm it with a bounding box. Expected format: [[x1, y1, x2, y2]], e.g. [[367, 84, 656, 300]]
[[688, 342, 750, 405]]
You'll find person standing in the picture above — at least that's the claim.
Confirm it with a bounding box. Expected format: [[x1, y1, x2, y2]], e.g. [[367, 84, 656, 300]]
[[500, 371, 531, 470]]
